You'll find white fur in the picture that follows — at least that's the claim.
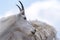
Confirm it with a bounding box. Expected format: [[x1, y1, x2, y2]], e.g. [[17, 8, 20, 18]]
[[4, 20, 56, 40], [0, 14, 35, 40]]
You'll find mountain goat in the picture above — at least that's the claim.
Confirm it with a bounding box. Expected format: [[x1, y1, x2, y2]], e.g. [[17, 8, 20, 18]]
[[0, 1, 36, 40]]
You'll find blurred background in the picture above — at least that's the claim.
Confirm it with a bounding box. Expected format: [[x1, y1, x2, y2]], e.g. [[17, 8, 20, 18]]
[[0, 0, 60, 39]]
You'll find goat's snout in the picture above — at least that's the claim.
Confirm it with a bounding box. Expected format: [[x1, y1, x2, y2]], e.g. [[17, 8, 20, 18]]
[[31, 29, 36, 35]]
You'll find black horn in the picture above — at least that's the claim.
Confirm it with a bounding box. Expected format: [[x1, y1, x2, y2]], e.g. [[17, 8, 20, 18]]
[[16, 4, 22, 11], [19, 1, 25, 15], [19, 1, 24, 10], [16, 1, 25, 15]]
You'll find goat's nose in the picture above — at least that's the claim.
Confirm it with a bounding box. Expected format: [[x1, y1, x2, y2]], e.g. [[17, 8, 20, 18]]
[[31, 29, 36, 35]]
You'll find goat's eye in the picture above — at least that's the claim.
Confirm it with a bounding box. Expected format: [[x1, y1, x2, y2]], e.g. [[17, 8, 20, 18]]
[[24, 17, 26, 20]]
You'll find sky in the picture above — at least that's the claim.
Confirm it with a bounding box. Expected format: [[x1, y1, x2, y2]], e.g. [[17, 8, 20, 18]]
[[0, 0, 60, 39]]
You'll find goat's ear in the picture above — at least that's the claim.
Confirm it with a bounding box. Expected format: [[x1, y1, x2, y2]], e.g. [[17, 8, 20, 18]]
[[16, 1, 25, 15]]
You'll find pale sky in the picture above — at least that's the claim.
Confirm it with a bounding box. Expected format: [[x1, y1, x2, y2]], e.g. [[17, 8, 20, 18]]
[[0, 0, 60, 39]]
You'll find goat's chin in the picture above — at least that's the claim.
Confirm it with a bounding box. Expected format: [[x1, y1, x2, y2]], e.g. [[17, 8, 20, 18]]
[[27, 33, 34, 37]]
